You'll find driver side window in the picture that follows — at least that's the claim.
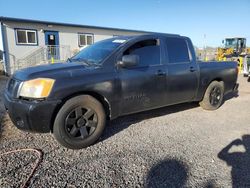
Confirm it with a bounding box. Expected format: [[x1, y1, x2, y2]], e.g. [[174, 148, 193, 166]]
[[123, 39, 160, 67]]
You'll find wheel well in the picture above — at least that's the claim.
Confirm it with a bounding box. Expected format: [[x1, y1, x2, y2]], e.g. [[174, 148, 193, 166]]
[[206, 78, 224, 89], [212, 78, 223, 83], [50, 91, 111, 132]]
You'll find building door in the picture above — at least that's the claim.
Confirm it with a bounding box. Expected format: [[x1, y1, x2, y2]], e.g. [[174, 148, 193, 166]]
[[45, 31, 60, 60]]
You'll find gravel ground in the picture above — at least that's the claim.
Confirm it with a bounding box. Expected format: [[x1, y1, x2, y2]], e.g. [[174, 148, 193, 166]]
[[0, 75, 250, 187]]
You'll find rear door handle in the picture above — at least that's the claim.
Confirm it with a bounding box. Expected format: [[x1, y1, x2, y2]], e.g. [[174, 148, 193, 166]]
[[190, 66, 196, 72], [156, 70, 166, 76]]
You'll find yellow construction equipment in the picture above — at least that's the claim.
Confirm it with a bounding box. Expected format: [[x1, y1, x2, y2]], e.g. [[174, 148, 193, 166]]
[[216, 38, 250, 76], [216, 37, 250, 65]]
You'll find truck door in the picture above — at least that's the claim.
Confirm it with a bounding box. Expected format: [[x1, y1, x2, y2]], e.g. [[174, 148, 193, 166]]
[[117, 38, 167, 115], [164, 37, 199, 104]]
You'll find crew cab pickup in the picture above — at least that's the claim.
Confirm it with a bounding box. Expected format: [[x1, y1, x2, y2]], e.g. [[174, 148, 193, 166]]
[[4, 34, 238, 149]]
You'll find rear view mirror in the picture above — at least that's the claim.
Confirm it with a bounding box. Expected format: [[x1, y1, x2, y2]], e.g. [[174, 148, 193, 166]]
[[117, 55, 139, 68]]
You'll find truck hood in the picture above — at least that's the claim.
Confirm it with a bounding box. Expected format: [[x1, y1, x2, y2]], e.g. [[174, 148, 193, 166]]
[[13, 62, 99, 81]]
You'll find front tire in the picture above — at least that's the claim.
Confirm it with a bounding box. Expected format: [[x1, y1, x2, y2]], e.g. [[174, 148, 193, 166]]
[[53, 95, 106, 149], [199, 81, 224, 110]]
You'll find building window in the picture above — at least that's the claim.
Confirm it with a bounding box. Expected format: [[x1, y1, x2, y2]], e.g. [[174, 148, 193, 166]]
[[78, 33, 94, 46], [15, 29, 37, 45]]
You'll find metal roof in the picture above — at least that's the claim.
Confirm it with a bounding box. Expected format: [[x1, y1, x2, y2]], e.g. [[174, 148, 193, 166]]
[[0, 16, 150, 33], [225, 37, 246, 39]]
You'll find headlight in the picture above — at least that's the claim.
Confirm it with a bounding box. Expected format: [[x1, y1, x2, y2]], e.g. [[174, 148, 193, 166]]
[[19, 78, 55, 99]]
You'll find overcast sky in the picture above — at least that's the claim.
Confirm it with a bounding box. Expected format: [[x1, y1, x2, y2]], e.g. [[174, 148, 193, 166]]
[[1, 0, 250, 47]]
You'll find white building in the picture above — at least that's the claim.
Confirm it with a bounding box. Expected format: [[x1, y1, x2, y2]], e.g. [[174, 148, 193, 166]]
[[0, 17, 146, 74]]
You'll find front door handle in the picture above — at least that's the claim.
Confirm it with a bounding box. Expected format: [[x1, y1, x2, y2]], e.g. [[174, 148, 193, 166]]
[[156, 70, 166, 76], [190, 66, 196, 72]]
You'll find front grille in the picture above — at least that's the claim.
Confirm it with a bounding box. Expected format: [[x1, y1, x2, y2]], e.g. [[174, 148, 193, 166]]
[[7, 78, 21, 98]]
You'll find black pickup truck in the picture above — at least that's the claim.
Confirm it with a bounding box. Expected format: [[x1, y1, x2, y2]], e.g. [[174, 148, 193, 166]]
[[4, 34, 238, 149]]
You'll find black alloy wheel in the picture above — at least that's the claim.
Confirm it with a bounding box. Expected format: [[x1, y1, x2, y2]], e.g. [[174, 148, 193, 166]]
[[65, 107, 98, 139], [199, 81, 224, 110], [53, 95, 106, 149], [209, 86, 222, 107]]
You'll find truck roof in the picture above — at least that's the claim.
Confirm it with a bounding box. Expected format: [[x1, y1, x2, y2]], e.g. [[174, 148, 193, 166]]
[[114, 33, 181, 41]]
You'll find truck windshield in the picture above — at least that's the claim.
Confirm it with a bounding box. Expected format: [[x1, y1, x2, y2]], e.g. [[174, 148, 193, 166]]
[[70, 38, 127, 65], [225, 39, 237, 48]]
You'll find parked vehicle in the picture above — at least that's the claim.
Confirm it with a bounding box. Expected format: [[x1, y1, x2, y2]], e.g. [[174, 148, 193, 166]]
[[4, 34, 239, 149]]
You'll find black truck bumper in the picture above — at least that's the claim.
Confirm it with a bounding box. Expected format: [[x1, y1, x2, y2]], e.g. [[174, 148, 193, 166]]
[[3, 92, 61, 133]]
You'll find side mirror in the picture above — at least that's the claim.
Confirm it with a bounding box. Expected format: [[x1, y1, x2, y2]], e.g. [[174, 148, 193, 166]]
[[117, 55, 139, 68], [222, 40, 224, 44]]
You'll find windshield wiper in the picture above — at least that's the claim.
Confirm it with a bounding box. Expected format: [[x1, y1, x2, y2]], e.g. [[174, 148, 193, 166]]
[[86, 59, 101, 67], [67, 58, 72, 62], [70, 58, 100, 67], [70, 58, 89, 64]]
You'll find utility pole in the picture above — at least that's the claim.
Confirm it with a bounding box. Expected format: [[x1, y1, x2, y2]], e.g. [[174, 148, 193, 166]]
[[203, 34, 207, 61]]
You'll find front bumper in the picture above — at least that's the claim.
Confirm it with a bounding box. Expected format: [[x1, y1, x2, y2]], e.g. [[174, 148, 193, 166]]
[[3, 92, 61, 133]]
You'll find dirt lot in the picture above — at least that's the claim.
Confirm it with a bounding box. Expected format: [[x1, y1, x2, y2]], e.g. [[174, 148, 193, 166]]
[[0, 75, 250, 187]]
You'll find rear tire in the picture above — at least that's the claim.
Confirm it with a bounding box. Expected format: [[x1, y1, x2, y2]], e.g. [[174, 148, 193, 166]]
[[53, 95, 106, 149], [199, 81, 224, 110]]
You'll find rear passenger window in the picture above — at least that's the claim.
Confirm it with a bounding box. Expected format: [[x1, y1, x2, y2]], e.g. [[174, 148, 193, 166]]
[[123, 39, 160, 66], [165, 38, 190, 63]]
